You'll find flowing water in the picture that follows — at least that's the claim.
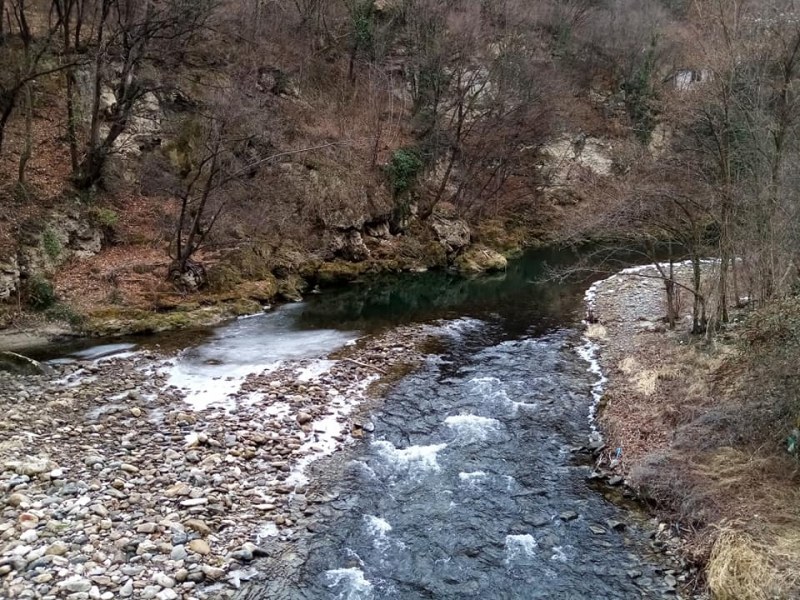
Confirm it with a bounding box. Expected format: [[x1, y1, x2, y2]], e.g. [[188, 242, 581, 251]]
[[32, 247, 679, 598], [243, 319, 677, 599]]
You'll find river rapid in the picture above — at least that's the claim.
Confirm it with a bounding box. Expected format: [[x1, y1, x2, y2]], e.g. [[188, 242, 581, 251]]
[[238, 317, 679, 600]]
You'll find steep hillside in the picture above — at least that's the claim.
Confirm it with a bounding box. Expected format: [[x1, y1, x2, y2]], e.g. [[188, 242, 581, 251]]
[[0, 0, 686, 333]]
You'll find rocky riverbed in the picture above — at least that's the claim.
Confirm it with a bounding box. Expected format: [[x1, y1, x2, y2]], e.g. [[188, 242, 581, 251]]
[[0, 325, 428, 600]]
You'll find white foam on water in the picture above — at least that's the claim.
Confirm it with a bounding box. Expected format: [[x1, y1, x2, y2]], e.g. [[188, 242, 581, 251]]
[[325, 568, 374, 600], [350, 460, 377, 480], [469, 376, 502, 388], [505, 534, 538, 563], [458, 470, 487, 481], [363, 515, 394, 551], [444, 414, 501, 442], [427, 317, 485, 338], [373, 440, 447, 471], [458, 471, 487, 488], [363, 515, 392, 537], [550, 546, 568, 563]]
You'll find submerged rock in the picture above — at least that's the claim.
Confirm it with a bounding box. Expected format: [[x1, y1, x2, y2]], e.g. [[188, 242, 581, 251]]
[[0, 351, 52, 376]]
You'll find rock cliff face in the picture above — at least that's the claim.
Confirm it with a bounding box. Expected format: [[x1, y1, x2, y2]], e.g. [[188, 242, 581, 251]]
[[538, 134, 615, 204], [3, 209, 103, 300], [0, 257, 20, 301]]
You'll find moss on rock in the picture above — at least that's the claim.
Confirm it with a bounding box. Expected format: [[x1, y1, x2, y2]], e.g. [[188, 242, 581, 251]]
[[454, 245, 508, 275], [472, 219, 527, 256], [316, 260, 370, 284], [277, 274, 308, 301]]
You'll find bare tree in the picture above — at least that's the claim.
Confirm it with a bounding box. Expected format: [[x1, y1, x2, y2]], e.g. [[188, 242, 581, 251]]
[[0, 0, 76, 153], [73, 0, 215, 189]]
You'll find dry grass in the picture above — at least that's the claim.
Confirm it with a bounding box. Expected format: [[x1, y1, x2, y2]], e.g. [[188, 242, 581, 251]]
[[708, 527, 800, 600], [594, 267, 800, 598]]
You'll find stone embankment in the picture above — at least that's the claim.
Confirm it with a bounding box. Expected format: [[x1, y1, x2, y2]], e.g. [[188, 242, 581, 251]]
[[0, 326, 427, 599]]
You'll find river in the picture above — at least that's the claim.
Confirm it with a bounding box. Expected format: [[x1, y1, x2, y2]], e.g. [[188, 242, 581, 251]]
[[33, 247, 681, 599]]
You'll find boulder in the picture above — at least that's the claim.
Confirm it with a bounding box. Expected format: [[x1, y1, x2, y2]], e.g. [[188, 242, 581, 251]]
[[0, 351, 53, 376], [329, 229, 370, 262], [430, 216, 471, 255], [454, 246, 507, 275]]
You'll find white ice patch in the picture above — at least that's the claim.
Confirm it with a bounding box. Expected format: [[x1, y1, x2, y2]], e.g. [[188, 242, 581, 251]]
[[325, 568, 374, 600], [373, 440, 447, 471], [164, 304, 356, 411], [444, 414, 501, 442], [297, 359, 338, 382], [505, 534, 538, 563], [256, 521, 279, 543], [74, 343, 138, 361], [285, 375, 378, 487]]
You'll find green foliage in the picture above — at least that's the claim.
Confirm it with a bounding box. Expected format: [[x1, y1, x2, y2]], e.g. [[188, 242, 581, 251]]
[[350, 1, 375, 58], [622, 36, 659, 144], [45, 302, 86, 326], [27, 276, 56, 311], [386, 147, 423, 197], [92, 207, 119, 230], [42, 228, 61, 261]]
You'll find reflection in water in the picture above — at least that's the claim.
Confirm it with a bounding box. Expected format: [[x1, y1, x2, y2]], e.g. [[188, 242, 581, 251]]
[[296, 246, 590, 336]]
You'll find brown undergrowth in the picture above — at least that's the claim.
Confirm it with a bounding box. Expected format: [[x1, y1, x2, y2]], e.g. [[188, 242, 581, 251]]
[[592, 268, 800, 599]]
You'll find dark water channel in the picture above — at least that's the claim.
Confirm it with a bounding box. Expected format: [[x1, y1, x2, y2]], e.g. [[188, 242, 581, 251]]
[[256, 321, 678, 599]]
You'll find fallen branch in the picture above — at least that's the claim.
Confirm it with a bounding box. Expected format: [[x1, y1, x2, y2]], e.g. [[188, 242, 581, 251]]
[[341, 358, 387, 375]]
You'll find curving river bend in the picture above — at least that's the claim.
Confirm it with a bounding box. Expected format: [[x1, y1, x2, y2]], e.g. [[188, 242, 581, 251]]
[[231, 248, 680, 599], [35, 248, 681, 599]]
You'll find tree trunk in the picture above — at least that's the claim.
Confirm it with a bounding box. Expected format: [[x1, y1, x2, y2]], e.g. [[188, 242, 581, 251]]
[[65, 69, 79, 174], [692, 254, 703, 334], [665, 258, 677, 329], [0, 91, 18, 153], [17, 83, 32, 185], [74, 146, 108, 189], [0, 0, 5, 44]]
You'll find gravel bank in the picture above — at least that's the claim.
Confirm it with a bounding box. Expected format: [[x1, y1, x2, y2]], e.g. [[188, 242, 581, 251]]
[[0, 325, 428, 599]]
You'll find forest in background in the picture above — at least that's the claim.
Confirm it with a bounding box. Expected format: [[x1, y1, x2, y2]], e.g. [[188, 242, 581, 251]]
[[2, 0, 800, 596]]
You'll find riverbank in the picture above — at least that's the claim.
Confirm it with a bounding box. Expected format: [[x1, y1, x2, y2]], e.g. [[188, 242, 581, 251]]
[[589, 265, 800, 599], [0, 323, 430, 599]]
